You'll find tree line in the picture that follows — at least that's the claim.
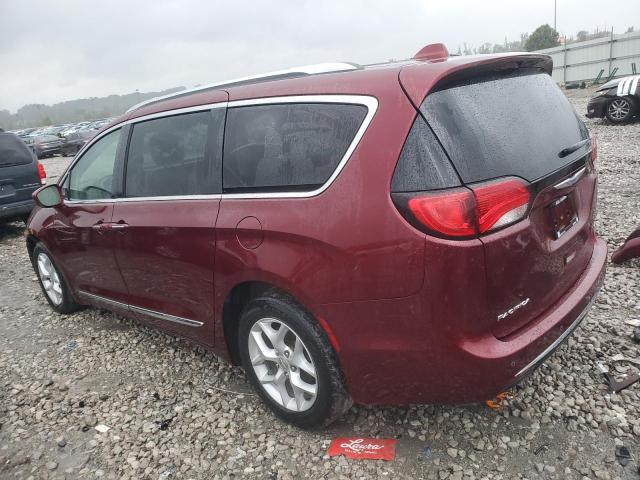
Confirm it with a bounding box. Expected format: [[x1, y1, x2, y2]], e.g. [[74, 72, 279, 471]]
[[0, 87, 184, 131], [456, 24, 636, 56]]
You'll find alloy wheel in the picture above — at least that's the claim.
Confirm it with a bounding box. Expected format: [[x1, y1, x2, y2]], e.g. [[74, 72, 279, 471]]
[[248, 318, 318, 412], [36, 252, 63, 305], [608, 98, 631, 120]]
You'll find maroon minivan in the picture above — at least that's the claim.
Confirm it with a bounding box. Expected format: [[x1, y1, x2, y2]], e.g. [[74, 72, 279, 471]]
[[27, 45, 606, 427]]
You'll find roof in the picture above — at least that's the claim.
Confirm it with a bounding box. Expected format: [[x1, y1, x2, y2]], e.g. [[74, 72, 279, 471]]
[[126, 62, 362, 113], [121, 45, 551, 122]]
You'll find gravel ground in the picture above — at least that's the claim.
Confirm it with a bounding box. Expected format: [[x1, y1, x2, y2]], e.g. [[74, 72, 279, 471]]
[[1, 87, 639, 480]]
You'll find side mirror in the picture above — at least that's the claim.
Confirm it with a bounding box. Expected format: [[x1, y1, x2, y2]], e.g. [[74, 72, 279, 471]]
[[33, 184, 63, 208]]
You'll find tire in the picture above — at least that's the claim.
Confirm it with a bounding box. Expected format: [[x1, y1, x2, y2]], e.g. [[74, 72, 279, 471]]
[[605, 97, 636, 123], [32, 243, 82, 314], [238, 291, 351, 428]]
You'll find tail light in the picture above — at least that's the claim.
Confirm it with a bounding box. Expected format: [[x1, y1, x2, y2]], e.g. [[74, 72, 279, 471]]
[[37, 162, 47, 184], [591, 135, 597, 163], [396, 177, 531, 239], [472, 179, 530, 233]]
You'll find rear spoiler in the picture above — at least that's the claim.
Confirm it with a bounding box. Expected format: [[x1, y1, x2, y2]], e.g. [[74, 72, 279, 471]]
[[399, 53, 552, 108]]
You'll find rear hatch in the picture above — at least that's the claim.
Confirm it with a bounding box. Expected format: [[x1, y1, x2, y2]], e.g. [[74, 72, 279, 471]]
[[0, 133, 41, 206], [397, 63, 597, 338]]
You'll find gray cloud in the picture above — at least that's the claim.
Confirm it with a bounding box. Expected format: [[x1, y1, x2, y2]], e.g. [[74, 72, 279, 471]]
[[1, 0, 638, 112]]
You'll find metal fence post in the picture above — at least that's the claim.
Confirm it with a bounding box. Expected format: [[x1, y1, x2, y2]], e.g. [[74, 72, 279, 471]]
[[608, 27, 614, 76], [563, 41, 567, 84]]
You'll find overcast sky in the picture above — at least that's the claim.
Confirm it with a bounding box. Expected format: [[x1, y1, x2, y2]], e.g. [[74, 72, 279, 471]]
[[1, 0, 638, 112]]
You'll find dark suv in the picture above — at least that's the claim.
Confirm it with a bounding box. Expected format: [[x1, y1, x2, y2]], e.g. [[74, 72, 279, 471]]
[[0, 131, 46, 223], [26, 45, 606, 427]]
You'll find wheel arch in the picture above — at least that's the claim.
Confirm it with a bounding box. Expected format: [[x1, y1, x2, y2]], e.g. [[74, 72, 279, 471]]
[[26, 233, 39, 264], [221, 280, 329, 366]]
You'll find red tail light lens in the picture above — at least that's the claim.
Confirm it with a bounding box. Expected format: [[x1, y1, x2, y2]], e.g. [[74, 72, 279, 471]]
[[408, 189, 476, 237], [472, 179, 530, 233], [399, 178, 531, 238], [37, 162, 47, 184], [591, 134, 597, 163]]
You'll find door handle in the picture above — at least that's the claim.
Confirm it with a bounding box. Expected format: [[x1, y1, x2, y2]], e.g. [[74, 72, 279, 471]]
[[111, 221, 129, 232], [91, 221, 109, 234]]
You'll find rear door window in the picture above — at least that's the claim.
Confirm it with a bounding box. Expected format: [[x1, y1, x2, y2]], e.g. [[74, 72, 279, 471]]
[[124, 109, 225, 197], [421, 73, 589, 183], [223, 103, 367, 192]]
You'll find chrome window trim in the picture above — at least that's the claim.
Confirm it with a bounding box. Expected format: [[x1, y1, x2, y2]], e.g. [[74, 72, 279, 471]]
[[223, 95, 377, 200], [78, 290, 204, 327], [59, 95, 378, 203], [59, 102, 228, 186]]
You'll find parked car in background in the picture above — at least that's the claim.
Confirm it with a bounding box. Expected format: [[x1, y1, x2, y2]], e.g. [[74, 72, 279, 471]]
[[32, 135, 63, 159], [20, 135, 37, 154], [61, 130, 95, 156], [586, 74, 639, 123], [26, 46, 606, 427], [0, 131, 46, 223]]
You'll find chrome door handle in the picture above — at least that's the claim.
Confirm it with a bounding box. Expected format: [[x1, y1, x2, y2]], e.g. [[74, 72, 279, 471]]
[[91, 221, 109, 234], [554, 167, 586, 190], [111, 223, 128, 230]]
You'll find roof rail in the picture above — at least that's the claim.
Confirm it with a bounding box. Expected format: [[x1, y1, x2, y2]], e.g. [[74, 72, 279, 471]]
[[126, 62, 361, 113]]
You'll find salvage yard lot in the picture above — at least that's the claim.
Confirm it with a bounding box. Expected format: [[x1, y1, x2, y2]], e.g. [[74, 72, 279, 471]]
[[1, 87, 639, 480]]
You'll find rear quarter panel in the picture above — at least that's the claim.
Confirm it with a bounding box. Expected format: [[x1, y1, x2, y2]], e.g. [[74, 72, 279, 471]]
[[214, 74, 426, 347]]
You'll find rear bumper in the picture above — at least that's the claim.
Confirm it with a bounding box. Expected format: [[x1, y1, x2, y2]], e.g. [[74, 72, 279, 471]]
[[0, 199, 34, 220], [318, 237, 607, 405], [586, 97, 607, 118]]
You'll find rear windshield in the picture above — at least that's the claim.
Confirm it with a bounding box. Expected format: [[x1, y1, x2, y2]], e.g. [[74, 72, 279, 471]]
[[421, 73, 589, 183], [0, 133, 34, 167]]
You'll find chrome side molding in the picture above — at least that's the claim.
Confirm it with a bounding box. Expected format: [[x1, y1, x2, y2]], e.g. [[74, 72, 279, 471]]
[[514, 292, 597, 377], [78, 291, 203, 327], [129, 304, 203, 327]]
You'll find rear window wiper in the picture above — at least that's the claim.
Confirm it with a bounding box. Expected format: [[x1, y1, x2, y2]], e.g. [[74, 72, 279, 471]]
[[558, 138, 590, 158]]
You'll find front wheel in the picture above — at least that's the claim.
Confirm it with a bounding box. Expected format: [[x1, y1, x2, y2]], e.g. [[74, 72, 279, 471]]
[[238, 292, 351, 428], [32, 243, 82, 314], [606, 97, 636, 123]]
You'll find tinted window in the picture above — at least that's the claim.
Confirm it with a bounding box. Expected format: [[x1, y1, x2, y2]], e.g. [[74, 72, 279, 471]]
[[0, 133, 33, 166], [391, 116, 460, 192], [67, 129, 121, 200], [125, 110, 222, 197], [223, 103, 367, 192], [421, 73, 589, 183]]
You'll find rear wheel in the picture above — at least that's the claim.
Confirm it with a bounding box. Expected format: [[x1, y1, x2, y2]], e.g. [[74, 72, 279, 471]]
[[238, 292, 351, 428], [606, 97, 635, 123], [32, 243, 82, 314]]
